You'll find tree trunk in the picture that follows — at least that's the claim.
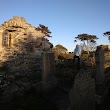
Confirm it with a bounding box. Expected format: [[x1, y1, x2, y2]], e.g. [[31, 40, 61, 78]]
[[87, 39, 89, 54]]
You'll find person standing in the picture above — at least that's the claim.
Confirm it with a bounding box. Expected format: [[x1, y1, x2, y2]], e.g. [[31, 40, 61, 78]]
[[73, 44, 81, 66]]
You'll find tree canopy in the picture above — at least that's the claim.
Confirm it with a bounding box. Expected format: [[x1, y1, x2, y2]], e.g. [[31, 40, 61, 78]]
[[52, 44, 69, 59], [103, 31, 110, 42], [75, 34, 98, 41], [55, 44, 68, 52], [74, 33, 98, 52], [36, 24, 52, 37]]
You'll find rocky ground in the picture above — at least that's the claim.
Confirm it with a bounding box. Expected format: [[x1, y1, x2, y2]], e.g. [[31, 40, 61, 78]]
[[0, 63, 110, 110]]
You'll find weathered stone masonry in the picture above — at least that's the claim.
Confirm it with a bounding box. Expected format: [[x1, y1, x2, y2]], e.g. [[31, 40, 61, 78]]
[[0, 16, 51, 77], [95, 45, 110, 84]]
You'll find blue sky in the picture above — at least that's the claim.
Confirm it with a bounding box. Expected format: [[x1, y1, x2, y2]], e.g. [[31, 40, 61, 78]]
[[0, 0, 110, 51]]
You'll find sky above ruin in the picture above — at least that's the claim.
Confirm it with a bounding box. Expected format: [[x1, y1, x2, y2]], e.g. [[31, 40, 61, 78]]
[[0, 0, 110, 52]]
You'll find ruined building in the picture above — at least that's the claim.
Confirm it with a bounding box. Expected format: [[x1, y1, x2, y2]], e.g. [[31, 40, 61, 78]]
[[0, 16, 52, 76]]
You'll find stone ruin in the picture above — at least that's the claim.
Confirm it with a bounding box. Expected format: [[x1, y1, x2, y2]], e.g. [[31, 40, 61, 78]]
[[95, 45, 110, 84], [0, 16, 52, 76], [95, 45, 110, 104], [69, 70, 95, 110], [0, 16, 54, 103], [0, 16, 109, 108]]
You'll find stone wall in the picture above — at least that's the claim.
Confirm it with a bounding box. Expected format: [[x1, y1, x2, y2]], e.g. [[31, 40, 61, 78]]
[[0, 16, 52, 79], [95, 45, 110, 67], [103, 46, 110, 68], [95, 45, 110, 84]]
